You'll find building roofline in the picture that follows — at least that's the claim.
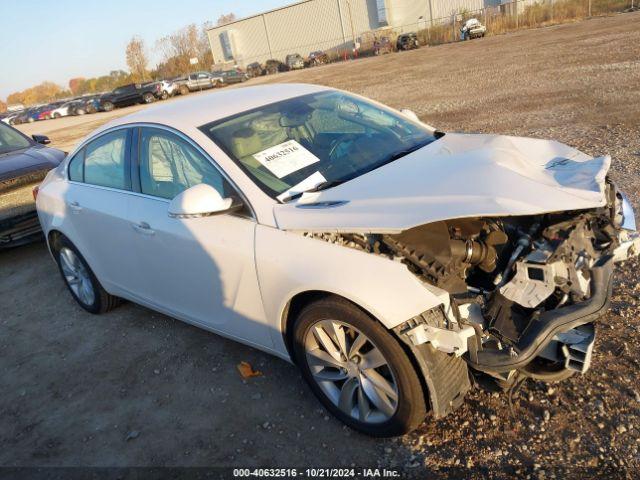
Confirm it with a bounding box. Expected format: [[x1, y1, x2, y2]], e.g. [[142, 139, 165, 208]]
[[206, 0, 316, 32]]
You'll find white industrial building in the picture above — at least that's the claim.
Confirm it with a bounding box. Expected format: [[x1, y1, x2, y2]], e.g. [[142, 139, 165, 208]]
[[207, 0, 496, 68]]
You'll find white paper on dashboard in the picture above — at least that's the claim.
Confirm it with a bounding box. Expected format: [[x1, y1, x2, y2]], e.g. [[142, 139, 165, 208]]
[[252, 140, 320, 179], [276, 171, 327, 202]]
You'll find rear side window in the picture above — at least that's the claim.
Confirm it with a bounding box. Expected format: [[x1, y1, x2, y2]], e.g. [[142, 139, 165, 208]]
[[84, 130, 130, 190], [68, 149, 85, 182]]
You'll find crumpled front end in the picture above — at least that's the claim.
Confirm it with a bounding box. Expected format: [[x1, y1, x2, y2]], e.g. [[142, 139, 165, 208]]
[[304, 179, 638, 414], [389, 180, 638, 385]]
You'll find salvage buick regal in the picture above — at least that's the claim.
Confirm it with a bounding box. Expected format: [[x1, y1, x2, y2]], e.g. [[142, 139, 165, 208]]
[[36, 84, 639, 436]]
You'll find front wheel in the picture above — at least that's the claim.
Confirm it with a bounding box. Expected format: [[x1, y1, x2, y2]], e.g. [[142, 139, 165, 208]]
[[53, 237, 121, 314], [292, 297, 427, 437], [142, 92, 155, 104]]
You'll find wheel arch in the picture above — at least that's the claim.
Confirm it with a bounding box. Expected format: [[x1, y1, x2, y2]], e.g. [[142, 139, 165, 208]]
[[47, 229, 64, 257], [280, 289, 433, 413]]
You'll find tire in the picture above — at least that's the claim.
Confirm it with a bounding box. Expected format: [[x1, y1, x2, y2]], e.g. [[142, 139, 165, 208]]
[[292, 297, 427, 437], [28, 117, 34, 123], [53, 113, 61, 119], [179, 85, 189, 96], [102, 101, 114, 112], [76, 109, 86, 115], [142, 92, 154, 104], [53, 236, 121, 314], [160, 91, 169, 100]]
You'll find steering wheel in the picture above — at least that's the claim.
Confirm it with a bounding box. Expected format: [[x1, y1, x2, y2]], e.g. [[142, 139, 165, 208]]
[[327, 133, 360, 162]]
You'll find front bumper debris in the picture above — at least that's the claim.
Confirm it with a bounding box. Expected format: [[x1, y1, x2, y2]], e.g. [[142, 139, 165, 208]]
[[465, 258, 614, 373], [537, 323, 595, 374], [404, 323, 476, 356]]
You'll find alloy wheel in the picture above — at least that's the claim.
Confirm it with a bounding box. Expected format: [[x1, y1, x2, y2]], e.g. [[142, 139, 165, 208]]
[[304, 320, 399, 423], [59, 247, 95, 306]]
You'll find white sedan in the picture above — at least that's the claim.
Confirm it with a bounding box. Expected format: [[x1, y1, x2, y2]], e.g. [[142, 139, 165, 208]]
[[50, 101, 76, 118], [36, 84, 638, 436]]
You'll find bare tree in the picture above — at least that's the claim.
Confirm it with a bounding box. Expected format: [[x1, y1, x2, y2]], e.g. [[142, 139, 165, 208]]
[[216, 13, 236, 26], [156, 24, 203, 77], [125, 36, 149, 82], [198, 21, 214, 70]]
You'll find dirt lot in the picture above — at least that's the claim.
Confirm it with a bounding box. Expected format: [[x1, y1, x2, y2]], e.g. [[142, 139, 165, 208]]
[[4, 12, 640, 477]]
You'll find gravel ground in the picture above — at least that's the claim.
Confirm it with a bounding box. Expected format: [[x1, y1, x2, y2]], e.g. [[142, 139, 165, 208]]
[[5, 12, 640, 478]]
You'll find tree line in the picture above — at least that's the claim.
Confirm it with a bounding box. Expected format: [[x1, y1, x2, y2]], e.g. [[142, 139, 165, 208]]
[[1, 14, 236, 111]]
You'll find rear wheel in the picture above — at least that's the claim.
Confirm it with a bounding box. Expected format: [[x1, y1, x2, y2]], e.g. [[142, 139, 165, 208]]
[[53, 236, 121, 314], [102, 101, 114, 112], [292, 297, 427, 437], [179, 85, 189, 95]]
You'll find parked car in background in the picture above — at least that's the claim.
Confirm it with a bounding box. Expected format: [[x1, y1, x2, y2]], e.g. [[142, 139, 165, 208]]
[[307, 50, 329, 66], [51, 101, 77, 118], [98, 83, 163, 111], [173, 71, 224, 94], [460, 18, 486, 40], [396, 32, 420, 51], [37, 103, 64, 121], [14, 106, 44, 124], [285, 53, 305, 70], [1, 112, 21, 125], [246, 62, 264, 78], [159, 80, 179, 99], [79, 94, 103, 114], [67, 99, 89, 116], [373, 36, 393, 55], [265, 59, 288, 75], [35, 84, 640, 436], [0, 121, 65, 247], [212, 69, 249, 84]]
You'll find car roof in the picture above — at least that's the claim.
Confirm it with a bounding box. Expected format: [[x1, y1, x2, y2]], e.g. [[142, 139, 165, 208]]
[[100, 83, 331, 132]]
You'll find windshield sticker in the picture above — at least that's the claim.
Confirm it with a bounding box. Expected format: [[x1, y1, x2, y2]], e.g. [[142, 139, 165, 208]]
[[252, 140, 320, 179], [277, 171, 327, 202]]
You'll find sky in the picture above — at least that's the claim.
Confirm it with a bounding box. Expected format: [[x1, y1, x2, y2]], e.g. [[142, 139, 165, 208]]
[[0, 0, 292, 101]]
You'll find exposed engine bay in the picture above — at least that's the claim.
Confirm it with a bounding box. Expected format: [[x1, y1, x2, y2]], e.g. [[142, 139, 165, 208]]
[[304, 181, 639, 386]]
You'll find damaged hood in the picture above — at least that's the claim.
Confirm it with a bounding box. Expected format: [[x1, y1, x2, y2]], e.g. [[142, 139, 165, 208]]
[[273, 133, 610, 233]]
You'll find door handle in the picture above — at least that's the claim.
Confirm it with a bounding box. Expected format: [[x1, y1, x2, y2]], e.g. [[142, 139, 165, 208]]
[[67, 201, 82, 213], [132, 221, 155, 235]]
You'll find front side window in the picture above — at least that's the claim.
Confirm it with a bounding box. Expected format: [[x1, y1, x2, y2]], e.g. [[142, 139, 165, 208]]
[[138, 128, 231, 200], [199, 91, 437, 200], [84, 130, 129, 190]]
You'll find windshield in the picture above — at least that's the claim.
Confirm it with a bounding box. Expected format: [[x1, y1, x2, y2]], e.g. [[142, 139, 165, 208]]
[[199, 91, 437, 201], [0, 122, 31, 154]]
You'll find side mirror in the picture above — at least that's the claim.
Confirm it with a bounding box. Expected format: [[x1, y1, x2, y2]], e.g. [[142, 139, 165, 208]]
[[168, 184, 237, 218], [32, 134, 51, 145]]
